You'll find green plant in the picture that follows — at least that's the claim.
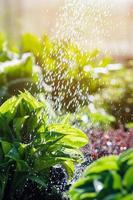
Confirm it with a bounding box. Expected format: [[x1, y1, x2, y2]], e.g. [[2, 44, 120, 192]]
[[0, 92, 88, 199], [20, 33, 133, 125], [94, 67, 133, 125], [2, 32, 132, 126], [69, 148, 133, 200], [0, 33, 44, 103], [71, 106, 115, 131], [0, 53, 40, 100], [0, 32, 19, 62], [21, 33, 111, 112]]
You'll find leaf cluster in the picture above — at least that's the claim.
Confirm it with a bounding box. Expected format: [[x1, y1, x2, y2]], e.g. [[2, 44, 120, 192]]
[[70, 149, 133, 200], [0, 92, 88, 199]]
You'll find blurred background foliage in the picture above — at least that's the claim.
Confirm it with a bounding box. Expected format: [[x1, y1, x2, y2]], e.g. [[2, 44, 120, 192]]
[[0, 32, 132, 129]]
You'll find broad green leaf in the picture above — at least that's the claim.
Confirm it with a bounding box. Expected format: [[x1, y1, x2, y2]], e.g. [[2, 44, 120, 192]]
[[47, 124, 88, 148], [118, 149, 133, 165], [84, 156, 118, 176]]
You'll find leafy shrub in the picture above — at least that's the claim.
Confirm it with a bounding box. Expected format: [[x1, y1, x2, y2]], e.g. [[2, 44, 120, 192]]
[[83, 127, 133, 160], [94, 68, 133, 125], [20, 33, 133, 125], [21, 33, 111, 112], [0, 92, 88, 199], [0, 33, 44, 103], [69, 149, 133, 200], [0, 53, 40, 101]]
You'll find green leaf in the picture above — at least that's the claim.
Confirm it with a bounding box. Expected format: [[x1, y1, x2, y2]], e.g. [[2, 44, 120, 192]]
[[62, 160, 75, 179], [0, 140, 12, 155], [69, 175, 99, 200], [84, 156, 118, 176], [47, 124, 88, 148], [0, 96, 18, 120], [13, 116, 28, 140], [21, 33, 43, 58], [6, 145, 29, 170], [123, 167, 133, 190]]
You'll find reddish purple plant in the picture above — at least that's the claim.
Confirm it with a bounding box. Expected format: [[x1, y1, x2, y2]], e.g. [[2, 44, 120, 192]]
[[83, 127, 133, 160]]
